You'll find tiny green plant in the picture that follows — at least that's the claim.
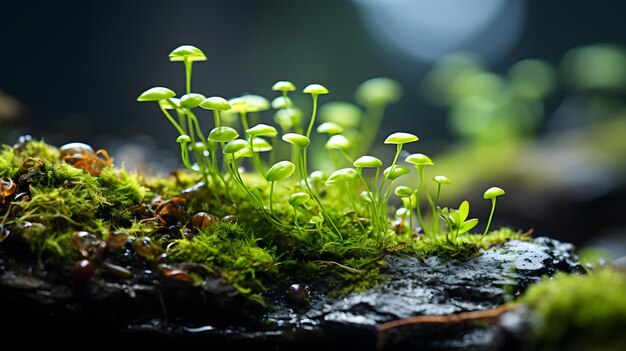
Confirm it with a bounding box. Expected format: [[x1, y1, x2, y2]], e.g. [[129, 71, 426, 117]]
[[482, 186, 505, 238], [265, 160, 296, 215], [136, 44, 513, 252], [438, 200, 479, 245], [405, 153, 434, 235], [288, 192, 310, 228]]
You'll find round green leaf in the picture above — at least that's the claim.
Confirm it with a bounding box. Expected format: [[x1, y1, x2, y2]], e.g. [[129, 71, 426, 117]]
[[241, 94, 270, 112], [384, 132, 419, 144], [208, 127, 239, 142], [355, 77, 402, 106], [272, 81, 296, 92], [200, 96, 231, 111], [193, 142, 208, 153], [394, 185, 414, 198], [433, 175, 451, 185], [274, 107, 303, 130], [303, 84, 329, 95], [169, 45, 207, 62], [234, 147, 252, 159], [383, 165, 411, 180], [252, 137, 273, 152], [353, 155, 383, 168], [319, 102, 362, 128], [137, 87, 176, 101], [325, 168, 358, 186], [176, 135, 191, 143], [483, 187, 505, 199], [223, 139, 250, 154], [316, 122, 344, 135], [159, 97, 180, 110], [405, 153, 433, 166], [325, 134, 351, 150], [266, 161, 296, 182], [180, 93, 206, 109], [359, 191, 373, 203], [289, 192, 310, 207], [282, 133, 310, 149], [247, 123, 278, 138], [309, 170, 328, 184], [271, 96, 292, 109]]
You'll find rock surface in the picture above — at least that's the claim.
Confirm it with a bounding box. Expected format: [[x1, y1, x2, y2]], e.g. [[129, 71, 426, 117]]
[[0, 237, 580, 350]]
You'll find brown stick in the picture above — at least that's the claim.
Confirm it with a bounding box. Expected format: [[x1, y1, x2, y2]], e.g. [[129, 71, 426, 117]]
[[376, 304, 518, 349]]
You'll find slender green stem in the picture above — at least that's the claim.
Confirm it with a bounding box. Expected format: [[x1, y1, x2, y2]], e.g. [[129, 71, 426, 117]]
[[176, 110, 188, 135], [345, 183, 366, 233], [227, 160, 285, 229], [408, 199, 414, 234], [213, 110, 221, 128], [240, 112, 250, 132], [300, 148, 341, 237], [416, 166, 427, 236], [482, 198, 497, 238], [248, 136, 266, 176], [187, 110, 206, 141], [378, 144, 402, 221], [357, 169, 380, 233], [339, 149, 353, 165], [184, 57, 192, 94], [269, 181, 276, 214], [179, 144, 194, 171], [432, 184, 442, 234], [305, 94, 318, 139], [401, 208, 408, 236], [293, 207, 299, 228], [159, 103, 185, 135]]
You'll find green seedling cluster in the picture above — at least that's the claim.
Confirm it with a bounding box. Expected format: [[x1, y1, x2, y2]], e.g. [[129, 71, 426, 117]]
[[137, 44, 509, 246]]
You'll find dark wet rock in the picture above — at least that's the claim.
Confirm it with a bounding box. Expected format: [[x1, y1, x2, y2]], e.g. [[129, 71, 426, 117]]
[[0, 237, 579, 350]]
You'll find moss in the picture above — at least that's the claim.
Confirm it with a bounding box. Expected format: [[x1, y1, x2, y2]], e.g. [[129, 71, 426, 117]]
[[168, 221, 277, 301], [98, 166, 152, 207], [516, 267, 626, 351], [0, 138, 544, 304], [0, 139, 60, 179]]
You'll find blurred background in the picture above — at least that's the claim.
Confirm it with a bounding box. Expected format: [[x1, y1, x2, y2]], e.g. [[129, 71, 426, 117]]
[[1, 0, 625, 257]]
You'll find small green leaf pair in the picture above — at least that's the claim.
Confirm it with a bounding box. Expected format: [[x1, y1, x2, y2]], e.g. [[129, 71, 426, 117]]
[[437, 200, 478, 245]]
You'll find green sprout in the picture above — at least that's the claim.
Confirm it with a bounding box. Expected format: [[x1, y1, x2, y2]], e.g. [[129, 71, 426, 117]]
[[303, 84, 329, 139], [432, 175, 451, 233], [169, 45, 207, 94], [133, 44, 518, 260], [283, 132, 340, 236], [137, 87, 185, 135], [246, 123, 278, 175], [324, 134, 353, 165], [265, 161, 296, 215], [229, 95, 270, 132], [289, 192, 310, 228], [200, 96, 231, 128], [394, 185, 415, 232], [353, 155, 383, 233], [482, 186, 505, 238], [271, 96, 293, 109], [176, 135, 193, 171], [316, 122, 344, 136], [379, 132, 418, 230], [438, 200, 479, 245], [325, 167, 365, 232], [405, 153, 434, 235]]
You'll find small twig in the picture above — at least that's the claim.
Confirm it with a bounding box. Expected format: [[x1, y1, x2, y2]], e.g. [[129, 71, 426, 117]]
[[376, 304, 518, 349], [313, 260, 361, 273]]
